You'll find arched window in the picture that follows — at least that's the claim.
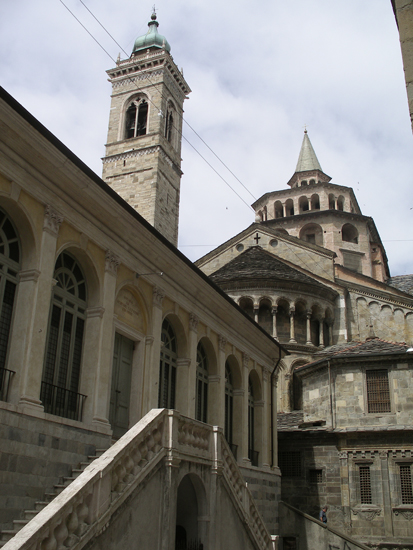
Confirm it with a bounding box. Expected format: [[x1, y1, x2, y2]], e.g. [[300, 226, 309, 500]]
[[342, 223, 358, 244], [0, 210, 20, 400], [239, 297, 254, 319], [337, 196, 345, 211], [125, 97, 148, 139], [299, 196, 309, 213], [196, 342, 208, 423], [165, 110, 173, 142], [159, 318, 177, 409], [164, 101, 177, 147], [274, 201, 284, 219], [311, 194, 320, 210], [41, 251, 87, 420], [299, 223, 323, 247], [285, 199, 294, 216], [328, 193, 336, 210], [224, 361, 234, 453], [248, 378, 257, 465], [258, 299, 272, 335]]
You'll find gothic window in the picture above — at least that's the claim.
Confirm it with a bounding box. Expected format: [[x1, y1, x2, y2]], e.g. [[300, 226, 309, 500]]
[[41, 251, 87, 421], [125, 97, 148, 139], [399, 464, 413, 504], [248, 378, 256, 465], [359, 465, 372, 504], [224, 361, 234, 452], [0, 210, 20, 400], [366, 369, 391, 413], [195, 342, 208, 423], [158, 318, 177, 409]]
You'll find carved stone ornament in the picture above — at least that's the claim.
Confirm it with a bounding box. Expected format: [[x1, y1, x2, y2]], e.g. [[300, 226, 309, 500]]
[[352, 505, 381, 521], [153, 286, 165, 307], [242, 352, 250, 368], [189, 313, 199, 332], [218, 335, 227, 352], [105, 250, 120, 275], [44, 205, 63, 235], [393, 506, 413, 520], [338, 451, 348, 460]]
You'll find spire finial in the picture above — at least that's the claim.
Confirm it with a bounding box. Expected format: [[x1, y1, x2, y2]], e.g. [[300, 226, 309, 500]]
[[303, 123, 308, 134], [152, 5, 157, 19]]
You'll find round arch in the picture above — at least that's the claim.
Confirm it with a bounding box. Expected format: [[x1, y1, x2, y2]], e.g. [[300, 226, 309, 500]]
[[299, 223, 323, 247], [176, 473, 208, 548], [0, 197, 37, 271]]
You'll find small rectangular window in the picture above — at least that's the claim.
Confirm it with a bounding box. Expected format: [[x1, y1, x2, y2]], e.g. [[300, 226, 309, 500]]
[[309, 469, 323, 483], [279, 451, 302, 477], [400, 464, 413, 504], [366, 369, 391, 413], [359, 465, 372, 504]]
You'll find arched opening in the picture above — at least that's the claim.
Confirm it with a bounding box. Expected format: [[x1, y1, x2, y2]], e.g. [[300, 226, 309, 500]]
[[125, 96, 148, 139], [165, 101, 177, 148], [0, 209, 21, 401], [294, 302, 307, 345], [301, 180, 308, 186], [310, 305, 321, 346], [324, 309, 333, 347], [176, 474, 207, 549], [258, 298, 272, 335], [41, 251, 87, 421], [342, 223, 358, 244], [328, 193, 336, 210], [273, 228, 289, 236], [309, 179, 315, 185], [292, 371, 303, 411], [274, 200, 284, 219], [158, 318, 177, 409], [299, 223, 323, 247], [276, 300, 290, 343], [239, 297, 254, 319], [285, 199, 294, 216], [195, 342, 208, 423], [299, 196, 309, 213], [311, 194, 320, 210], [337, 195, 344, 211]]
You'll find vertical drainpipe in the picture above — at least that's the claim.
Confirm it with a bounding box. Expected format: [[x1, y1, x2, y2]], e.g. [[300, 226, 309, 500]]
[[270, 356, 282, 468]]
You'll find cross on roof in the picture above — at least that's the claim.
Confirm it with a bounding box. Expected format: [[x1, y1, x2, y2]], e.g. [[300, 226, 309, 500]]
[[254, 233, 261, 245]]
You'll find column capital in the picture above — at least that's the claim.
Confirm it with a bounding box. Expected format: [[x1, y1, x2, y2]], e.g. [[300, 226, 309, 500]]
[[218, 335, 227, 352], [242, 352, 250, 368], [189, 313, 199, 332], [105, 250, 121, 275], [43, 205, 63, 236], [153, 286, 165, 308]]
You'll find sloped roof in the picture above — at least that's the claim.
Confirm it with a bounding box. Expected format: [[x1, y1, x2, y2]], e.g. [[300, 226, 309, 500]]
[[387, 274, 413, 296], [295, 338, 413, 374], [209, 246, 330, 290], [295, 131, 322, 172]]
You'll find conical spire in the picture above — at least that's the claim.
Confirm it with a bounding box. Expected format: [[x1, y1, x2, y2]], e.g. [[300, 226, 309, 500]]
[[295, 130, 322, 173]]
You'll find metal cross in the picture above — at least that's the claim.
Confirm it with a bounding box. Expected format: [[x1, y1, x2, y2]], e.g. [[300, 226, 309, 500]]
[[254, 233, 261, 244]]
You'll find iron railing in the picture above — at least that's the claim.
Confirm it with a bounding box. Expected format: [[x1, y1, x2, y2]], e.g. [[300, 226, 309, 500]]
[[40, 381, 86, 422], [0, 367, 15, 402], [229, 443, 238, 460]]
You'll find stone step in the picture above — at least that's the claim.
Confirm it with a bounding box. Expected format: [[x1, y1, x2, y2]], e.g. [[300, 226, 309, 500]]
[[0, 530, 17, 542], [12, 520, 28, 533]]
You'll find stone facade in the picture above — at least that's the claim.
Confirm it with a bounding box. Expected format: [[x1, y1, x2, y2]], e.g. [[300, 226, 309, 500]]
[[0, 85, 283, 547], [392, 0, 413, 132]]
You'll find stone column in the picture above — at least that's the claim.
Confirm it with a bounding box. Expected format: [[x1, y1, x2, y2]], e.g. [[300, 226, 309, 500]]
[[141, 335, 154, 415], [17, 206, 62, 411], [380, 450, 393, 537], [241, 352, 250, 464], [271, 372, 279, 467], [178, 313, 197, 418], [339, 451, 351, 532], [254, 306, 259, 324], [261, 369, 269, 467], [146, 286, 164, 410], [319, 317, 325, 348], [90, 250, 120, 429], [305, 310, 312, 345], [289, 307, 296, 343], [209, 335, 226, 428], [283, 203, 287, 218], [272, 306, 278, 340], [328, 323, 333, 346]]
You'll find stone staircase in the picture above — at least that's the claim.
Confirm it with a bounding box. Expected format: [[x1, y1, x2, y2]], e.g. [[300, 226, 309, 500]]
[[0, 449, 107, 548]]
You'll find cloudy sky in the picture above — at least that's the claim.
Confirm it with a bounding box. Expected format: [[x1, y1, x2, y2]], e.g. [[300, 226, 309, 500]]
[[1, 0, 412, 276]]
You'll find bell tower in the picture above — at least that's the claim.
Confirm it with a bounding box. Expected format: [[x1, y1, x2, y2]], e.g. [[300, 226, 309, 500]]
[[102, 12, 191, 246]]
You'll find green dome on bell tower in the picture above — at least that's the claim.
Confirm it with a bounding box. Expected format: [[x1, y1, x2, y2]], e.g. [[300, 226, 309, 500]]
[[132, 12, 171, 55]]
